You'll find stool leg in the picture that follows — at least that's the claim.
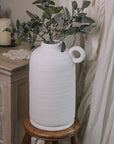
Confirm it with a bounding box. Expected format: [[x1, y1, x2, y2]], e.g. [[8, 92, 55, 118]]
[[52, 141, 58, 144], [22, 132, 31, 144], [45, 141, 51, 144], [71, 135, 79, 144], [35, 139, 38, 144]]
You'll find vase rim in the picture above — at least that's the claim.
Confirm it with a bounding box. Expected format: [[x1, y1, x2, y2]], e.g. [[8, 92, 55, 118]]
[[41, 40, 62, 51], [41, 40, 62, 46]]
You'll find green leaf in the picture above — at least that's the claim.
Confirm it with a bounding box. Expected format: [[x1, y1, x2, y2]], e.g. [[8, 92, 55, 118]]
[[49, 6, 63, 14], [54, 13, 64, 19], [55, 7, 63, 13], [3, 28, 12, 33], [26, 10, 36, 19], [46, 9, 51, 18], [54, 13, 64, 26], [80, 24, 89, 29], [46, 19, 55, 26], [80, 24, 95, 33], [72, 1, 78, 10], [16, 19, 20, 29], [15, 35, 26, 45], [65, 8, 71, 23], [39, 26, 46, 33], [37, 5, 46, 11], [81, 16, 95, 23], [65, 27, 79, 35], [49, 1, 55, 5], [31, 21, 39, 28], [32, 0, 41, 4], [61, 41, 66, 52], [78, 13, 87, 17], [78, 31, 87, 34], [82, 1, 91, 9], [75, 16, 95, 23], [42, 12, 50, 19], [75, 17, 81, 23], [29, 34, 37, 49], [57, 33, 65, 38], [30, 19, 37, 25]]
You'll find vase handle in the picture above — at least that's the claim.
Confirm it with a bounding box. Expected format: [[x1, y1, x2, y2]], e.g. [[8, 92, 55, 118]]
[[68, 46, 85, 63]]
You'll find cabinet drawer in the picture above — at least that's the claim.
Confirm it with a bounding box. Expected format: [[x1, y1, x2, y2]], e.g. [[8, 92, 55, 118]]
[[0, 112, 3, 140]]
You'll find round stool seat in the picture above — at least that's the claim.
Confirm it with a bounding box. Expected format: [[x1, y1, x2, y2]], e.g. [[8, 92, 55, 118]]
[[22, 116, 80, 144]]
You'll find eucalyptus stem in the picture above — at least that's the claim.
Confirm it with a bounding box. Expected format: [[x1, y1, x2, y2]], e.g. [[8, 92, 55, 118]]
[[38, 33, 46, 42], [4, 0, 95, 50], [51, 23, 55, 41], [71, 34, 76, 47], [49, 31, 53, 42], [52, 24, 57, 40]]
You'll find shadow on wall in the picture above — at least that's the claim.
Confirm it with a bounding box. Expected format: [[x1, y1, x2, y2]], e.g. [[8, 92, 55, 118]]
[[0, 7, 11, 18]]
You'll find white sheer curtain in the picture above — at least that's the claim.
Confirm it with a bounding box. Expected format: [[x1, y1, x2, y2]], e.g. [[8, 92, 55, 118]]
[[77, 0, 105, 143], [81, 0, 114, 144], [59, 0, 114, 144]]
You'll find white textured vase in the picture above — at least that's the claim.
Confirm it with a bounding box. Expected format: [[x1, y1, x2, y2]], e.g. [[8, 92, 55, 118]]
[[29, 41, 85, 131]]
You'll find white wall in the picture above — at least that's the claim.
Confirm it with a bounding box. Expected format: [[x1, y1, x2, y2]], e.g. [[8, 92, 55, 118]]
[[0, 0, 57, 23]]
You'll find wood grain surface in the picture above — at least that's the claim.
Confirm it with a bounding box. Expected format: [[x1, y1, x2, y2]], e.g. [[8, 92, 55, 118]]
[[0, 42, 30, 72], [0, 43, 29, 144], [24, 116, 80, 141]]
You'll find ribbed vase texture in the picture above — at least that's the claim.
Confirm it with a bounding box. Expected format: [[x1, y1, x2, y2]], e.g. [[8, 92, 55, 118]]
[[29, 42, 76, 131]]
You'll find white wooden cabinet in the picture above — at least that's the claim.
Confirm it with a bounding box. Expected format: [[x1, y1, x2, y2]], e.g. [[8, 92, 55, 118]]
[[0, 43, 29, 144]]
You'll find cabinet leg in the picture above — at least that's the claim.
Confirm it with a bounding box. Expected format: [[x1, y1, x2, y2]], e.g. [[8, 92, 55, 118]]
[[22, 132, 31, 144], [52, 141, 58, 144], [71, 135, 79, 144], [45, 141, 51, 144]]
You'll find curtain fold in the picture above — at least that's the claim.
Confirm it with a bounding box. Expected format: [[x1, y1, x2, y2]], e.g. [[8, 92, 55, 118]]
[[77, 0, 114, 144], [36, 0, 114, 144], [59, 1, 114, 144]]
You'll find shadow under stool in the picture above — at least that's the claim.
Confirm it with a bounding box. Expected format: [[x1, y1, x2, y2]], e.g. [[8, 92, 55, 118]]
[[22, 116, 80, 144]]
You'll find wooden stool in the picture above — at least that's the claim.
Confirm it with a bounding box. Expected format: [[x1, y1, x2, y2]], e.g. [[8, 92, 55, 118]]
[[22, 116, 80, 144]]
